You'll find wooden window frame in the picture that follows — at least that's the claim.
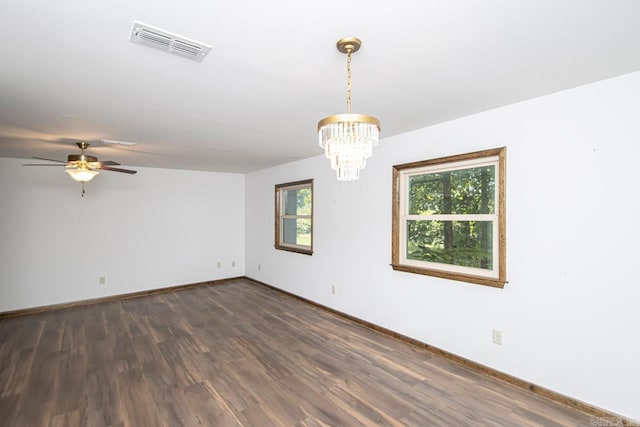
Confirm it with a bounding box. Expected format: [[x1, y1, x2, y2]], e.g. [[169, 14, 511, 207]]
[[392, 147, 506, 288], [275, 179, 314, 255]]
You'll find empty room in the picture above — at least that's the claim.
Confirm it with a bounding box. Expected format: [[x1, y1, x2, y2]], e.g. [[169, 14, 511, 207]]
[[1, 1, 639, 426]]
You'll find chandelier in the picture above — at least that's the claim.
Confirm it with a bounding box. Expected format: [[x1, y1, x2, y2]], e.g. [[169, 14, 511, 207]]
[[317, 37, 381, 181]]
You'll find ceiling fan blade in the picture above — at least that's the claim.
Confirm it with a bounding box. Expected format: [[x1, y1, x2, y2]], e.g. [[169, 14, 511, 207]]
[[99, 165, 137, 174], [23, 163, 67, 166], [98, 160, 121, 166], [32, 156, 67, 163]]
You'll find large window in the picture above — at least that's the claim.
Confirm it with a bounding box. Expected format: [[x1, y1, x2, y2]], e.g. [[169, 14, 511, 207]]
[[275, 179, 313, 255], [392, 148, 506, 288]]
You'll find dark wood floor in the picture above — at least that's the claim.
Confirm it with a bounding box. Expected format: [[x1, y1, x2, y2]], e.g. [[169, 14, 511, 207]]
[[0, 278, 594, 426]]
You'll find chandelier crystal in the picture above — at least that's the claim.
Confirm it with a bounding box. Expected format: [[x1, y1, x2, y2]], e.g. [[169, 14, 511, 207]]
[[318, 38, 380, 181]]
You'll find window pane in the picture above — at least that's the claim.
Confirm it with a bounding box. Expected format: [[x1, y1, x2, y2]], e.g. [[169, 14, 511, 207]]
[[408, 166, 495, 215], [284, 188, 312, 216], [296, 218, 311, 246], [283, 218, 312, 247], [406, 220, 493, 270], [283, 218, 297, 244]]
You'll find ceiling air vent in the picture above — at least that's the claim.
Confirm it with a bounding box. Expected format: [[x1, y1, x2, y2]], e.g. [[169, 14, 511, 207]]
[[129, 21, 211, 62]]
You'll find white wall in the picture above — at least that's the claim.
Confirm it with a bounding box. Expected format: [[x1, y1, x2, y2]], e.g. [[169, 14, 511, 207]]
[[0, 161, 245, 311], [245, 71, 640, 420]]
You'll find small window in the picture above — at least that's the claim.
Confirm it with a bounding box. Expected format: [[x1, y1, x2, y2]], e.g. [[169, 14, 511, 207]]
[[392, 148, 506, 288], [275, 179, 313, 255]]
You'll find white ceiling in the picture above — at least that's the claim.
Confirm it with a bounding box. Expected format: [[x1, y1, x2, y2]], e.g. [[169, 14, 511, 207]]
[[1, 0, 640, 173]]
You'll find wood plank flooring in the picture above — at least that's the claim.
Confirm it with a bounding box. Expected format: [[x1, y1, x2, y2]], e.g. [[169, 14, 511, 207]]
[[0, 278, 595, 426]]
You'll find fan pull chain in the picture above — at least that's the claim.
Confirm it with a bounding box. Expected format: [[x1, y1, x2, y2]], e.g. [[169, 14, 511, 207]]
[[81, 182, 85, 197]]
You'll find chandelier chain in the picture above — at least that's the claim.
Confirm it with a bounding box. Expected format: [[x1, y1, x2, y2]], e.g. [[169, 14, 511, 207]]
[[346, 50, 352, 114]]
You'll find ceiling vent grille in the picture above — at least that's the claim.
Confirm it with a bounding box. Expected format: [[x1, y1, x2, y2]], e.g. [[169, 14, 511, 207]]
[[129, 21, 211, 62]]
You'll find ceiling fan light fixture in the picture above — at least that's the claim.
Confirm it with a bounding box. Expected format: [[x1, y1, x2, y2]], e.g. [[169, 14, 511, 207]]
[[65, 166, 99, 182], [317, 37, 381, 181]]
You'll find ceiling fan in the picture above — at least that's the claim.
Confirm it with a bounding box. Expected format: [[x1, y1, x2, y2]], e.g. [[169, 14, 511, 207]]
[[24, 142, 137, 196]]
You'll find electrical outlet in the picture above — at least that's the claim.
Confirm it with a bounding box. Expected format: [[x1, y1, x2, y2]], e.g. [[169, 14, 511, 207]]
[[217, 262, 222, 268], [492, 329, 503, 345], [232, 261, 236, 267], [258, 264, 261, 271], [99, 276, 106, 285], [331, 285, 336, 294]]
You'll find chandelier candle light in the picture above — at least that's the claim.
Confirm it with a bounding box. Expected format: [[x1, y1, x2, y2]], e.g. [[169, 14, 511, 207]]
[[317, 37, 381, 181]]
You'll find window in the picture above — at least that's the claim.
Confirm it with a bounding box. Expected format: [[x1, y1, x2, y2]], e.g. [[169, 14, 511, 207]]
[[275, 179, 313, 255], [392, 148, 506, 288]]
